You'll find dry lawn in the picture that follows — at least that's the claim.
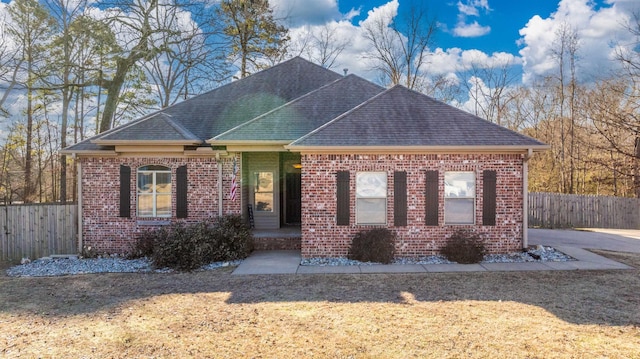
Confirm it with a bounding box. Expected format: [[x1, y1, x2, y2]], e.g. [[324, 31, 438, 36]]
[[1, 252, 639, 358]]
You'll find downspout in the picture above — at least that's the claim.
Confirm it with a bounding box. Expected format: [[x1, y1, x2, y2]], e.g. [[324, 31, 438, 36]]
[[217, 152, 223, 217], [523, 149, 533, 250], [75, 155, 83, 255]]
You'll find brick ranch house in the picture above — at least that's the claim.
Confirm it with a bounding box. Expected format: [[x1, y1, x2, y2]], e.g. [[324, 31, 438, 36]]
[[62, 57, 548, 258]]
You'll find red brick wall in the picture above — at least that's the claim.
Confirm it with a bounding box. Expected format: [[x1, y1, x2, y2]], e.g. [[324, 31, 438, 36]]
[[79, 155, 241, 254], [300, 153, 525, 258]]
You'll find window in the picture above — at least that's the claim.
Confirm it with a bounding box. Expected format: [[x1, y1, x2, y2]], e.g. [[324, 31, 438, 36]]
[[137, 165, 171, 217], [254, 171, 274, 212], [444, 172, 475, 224], [356, 172, 387, 224]]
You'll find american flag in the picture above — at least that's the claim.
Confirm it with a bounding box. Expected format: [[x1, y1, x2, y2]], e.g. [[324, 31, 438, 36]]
[[230, 157, 238, 201]]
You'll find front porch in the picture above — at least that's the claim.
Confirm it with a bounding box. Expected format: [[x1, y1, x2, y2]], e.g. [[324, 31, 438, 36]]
[[252, 226, 301, 250]]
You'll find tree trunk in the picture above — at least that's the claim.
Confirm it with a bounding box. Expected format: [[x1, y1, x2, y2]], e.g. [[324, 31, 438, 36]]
[[99, 58, 132, 133], [635, 135, 640, 198]]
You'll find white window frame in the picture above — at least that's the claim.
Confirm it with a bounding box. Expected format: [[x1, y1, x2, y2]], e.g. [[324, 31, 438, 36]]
[[137, 165, 172, 218], [356, 171, 387, 225], [444, 171, 476, 225]]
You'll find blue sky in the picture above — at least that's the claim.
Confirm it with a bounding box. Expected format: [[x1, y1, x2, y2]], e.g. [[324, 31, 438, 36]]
[[338, 0, 561, 55], [273, 0, 638, 85]]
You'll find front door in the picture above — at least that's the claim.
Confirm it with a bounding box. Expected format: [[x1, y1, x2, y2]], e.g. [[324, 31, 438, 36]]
[[285, 172, 301, 224], [245, 152, 280, 229]]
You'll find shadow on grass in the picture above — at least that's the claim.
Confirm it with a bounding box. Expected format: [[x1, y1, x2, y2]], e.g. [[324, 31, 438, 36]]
[[1, 251, 639, 327]]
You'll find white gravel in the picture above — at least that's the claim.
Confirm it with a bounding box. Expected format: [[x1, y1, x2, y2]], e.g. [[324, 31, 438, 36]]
[[6, 257, 242, 277], [6, 246, 573, 276], [301, 245, 574, 266]]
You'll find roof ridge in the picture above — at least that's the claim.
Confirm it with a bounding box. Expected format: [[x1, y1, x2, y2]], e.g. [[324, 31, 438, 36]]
[[159, 114, 200, 141], [288, 85, 395, 146], [210, 74, 377, 141]]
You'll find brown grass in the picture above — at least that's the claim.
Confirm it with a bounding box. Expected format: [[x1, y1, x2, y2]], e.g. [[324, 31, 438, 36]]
[[1, 252, 639, 358]]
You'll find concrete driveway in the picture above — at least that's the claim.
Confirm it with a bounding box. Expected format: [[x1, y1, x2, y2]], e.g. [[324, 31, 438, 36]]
[[529, 228, 640, 254]]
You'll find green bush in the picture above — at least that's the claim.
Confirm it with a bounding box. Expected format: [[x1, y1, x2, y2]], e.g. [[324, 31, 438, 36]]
[[348, 228, 396, 264], [145, 215, 254, 271], [441, 229, 486, 264]]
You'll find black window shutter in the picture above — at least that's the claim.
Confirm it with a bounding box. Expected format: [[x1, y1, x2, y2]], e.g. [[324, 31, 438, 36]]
[[119, 165, 131, 218], [394, 171, 407, 226], [176, 165, 188, 218], [483, 170, 497, 226], [336, 171, 350, 225], [425, 170, 439, 226]]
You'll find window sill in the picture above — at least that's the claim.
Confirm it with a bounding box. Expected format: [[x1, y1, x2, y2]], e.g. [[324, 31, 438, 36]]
[[137, 220, 171, 226]]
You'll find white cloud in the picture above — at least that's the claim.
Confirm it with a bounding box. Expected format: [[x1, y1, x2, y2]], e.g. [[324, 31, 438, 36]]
[[453, 21, 491, 37], [359, 0, 399, 29], [271, 0, 351, 26], [453, 0, 491, 38], [457, 0, 490, 16], [428, 48, 521, 75], [518, 0, 634, 83]]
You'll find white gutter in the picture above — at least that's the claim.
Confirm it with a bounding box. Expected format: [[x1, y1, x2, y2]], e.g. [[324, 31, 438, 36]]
[[217, 152, 223, 217], [522, 148, 533, 250], [76, 156, 83, 254]]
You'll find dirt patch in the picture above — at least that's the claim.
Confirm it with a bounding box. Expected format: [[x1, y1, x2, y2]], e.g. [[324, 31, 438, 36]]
[[1, 256, 639, 358]]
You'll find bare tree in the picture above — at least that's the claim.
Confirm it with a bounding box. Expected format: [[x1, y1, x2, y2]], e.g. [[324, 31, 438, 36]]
[[458, 55, 518, 126], [551, 22, 580, 194], [304, 24, 351, 69], [96, 0, 190, 133], [6, 0, 55, 202], [362, 1, 436, 89], [142, 10, 214, 108]]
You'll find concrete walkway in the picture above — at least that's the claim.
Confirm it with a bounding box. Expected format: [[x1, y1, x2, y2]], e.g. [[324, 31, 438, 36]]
[[233, 228, 638, 275]]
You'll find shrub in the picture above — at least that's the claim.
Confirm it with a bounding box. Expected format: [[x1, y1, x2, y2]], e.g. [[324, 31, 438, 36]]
[[209, 215, 254, 261], [128, 229, 158, 259], [441, 229, 486, 264], [348, 228, 396, 264], [148, 215, 254, 271]]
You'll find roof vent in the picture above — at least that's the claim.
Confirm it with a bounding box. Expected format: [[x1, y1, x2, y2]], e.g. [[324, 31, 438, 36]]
[[343, 68, 348, 76]]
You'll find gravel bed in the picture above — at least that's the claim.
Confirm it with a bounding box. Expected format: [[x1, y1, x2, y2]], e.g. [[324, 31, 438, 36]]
[[301, 245, 574, 266], [6, 257, 242, 277], [7, 246, 573, 276]]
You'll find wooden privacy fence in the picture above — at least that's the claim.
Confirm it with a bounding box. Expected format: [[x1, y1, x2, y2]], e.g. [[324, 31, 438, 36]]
[[0, 203, 77, 262], [529, 192, 640, 229]]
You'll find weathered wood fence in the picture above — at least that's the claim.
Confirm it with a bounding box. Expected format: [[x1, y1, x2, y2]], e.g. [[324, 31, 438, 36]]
[[0, 203, 77, 262], [529, 192, 640, 229]]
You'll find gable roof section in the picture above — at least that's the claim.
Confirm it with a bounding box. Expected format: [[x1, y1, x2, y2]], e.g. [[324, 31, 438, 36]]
[[210, 75, 385, 144], [92, 113, 200, 145], [288, 85, 549, 151], [62, 57, 342, 154]]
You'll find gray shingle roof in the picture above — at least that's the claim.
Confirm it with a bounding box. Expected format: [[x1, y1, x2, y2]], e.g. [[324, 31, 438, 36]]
[[211, 75, 385, 143], [94, 113, 200, 143], [288, 85, 548, 149], [63, 57, 342, 153], [63, 58, 547, 154]]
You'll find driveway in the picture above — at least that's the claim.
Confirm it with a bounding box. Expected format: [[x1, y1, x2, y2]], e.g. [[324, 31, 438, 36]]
[[529, 228, 640, 254]]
